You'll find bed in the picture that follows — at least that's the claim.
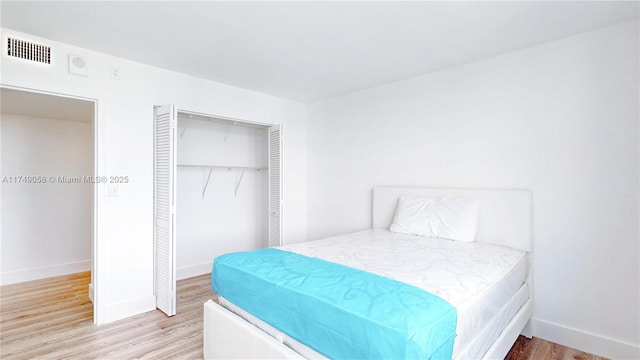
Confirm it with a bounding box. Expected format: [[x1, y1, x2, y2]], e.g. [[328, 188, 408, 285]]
[[204, 187, 533, 359]]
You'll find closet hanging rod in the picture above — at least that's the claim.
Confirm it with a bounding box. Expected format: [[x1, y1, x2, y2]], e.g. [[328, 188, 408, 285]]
[[177, 164, 267, 171]]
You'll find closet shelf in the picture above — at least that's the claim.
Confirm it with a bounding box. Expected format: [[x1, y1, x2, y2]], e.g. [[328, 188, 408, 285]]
[[177, 164, 267, 171]]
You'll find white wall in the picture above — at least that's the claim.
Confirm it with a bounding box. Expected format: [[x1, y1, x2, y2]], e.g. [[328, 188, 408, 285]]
[[307, 21, 639, 359], [1, 113, 92, 285], [176, 117, 268, 279], [0, 28, 307, 324]]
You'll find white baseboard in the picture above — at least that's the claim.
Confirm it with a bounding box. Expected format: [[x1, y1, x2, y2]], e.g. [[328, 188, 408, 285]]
[[102, 295, 156, 324], [99, 262, 211, 324], [88, 283, 94, 303], [533, 317, 639, 359], [177, 261, 213, 280], [0, 260, 91, 286]]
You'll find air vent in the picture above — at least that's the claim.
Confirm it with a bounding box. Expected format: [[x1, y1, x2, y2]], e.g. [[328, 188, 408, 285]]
[[7, 37, 51, 64]]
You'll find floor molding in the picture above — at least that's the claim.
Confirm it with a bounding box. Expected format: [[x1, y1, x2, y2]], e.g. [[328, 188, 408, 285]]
[[0, 260, 91, 286], [533, 317, 639, 359], [103, 295, 157, 324], [177, 261, 213, 280]]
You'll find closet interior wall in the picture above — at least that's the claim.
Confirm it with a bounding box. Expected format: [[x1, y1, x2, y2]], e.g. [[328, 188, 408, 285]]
[[1, 106, 93, 285], [176, 113, 268, 280]]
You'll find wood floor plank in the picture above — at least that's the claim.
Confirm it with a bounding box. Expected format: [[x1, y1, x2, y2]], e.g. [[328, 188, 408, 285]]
[[0, 272, 214, 359], [1, 272, 607, 360], [506, 336, 608, 360]]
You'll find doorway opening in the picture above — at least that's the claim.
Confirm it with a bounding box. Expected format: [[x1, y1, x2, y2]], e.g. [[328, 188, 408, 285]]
[[0, 87, 98, 323]]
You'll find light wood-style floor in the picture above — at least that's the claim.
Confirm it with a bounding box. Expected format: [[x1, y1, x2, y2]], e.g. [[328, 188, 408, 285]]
[[1, 271, 215, 359], [1, 272, 605, 360], [506, 336, 607, 360]]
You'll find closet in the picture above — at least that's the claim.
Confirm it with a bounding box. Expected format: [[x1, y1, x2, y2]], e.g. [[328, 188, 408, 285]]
[[0, 87, 95, 318], [0, 88, 94, 284], [153, 105, 281, 316]]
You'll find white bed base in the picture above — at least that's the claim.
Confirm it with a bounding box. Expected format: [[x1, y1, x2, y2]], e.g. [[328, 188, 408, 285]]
[[204, 299, 304, 359], [204, 187, 533, 360]]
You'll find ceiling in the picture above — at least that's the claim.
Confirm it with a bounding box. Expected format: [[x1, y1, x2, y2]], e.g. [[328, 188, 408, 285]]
[[1, 1, 638, 104], [1, 88, 94, 122]]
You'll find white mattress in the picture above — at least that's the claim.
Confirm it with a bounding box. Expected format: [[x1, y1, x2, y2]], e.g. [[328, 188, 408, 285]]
[[221, 229, 529, 359], [456, 283, 530, 359]]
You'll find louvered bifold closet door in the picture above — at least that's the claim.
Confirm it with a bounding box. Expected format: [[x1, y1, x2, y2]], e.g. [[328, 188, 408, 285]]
[[153, 105, 177, 316], [268, 125, 282, 247]]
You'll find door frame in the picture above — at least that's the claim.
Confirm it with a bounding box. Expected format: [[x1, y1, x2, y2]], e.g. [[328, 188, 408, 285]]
[[0, 84, 103, 324], [153, 106, 282, 315]]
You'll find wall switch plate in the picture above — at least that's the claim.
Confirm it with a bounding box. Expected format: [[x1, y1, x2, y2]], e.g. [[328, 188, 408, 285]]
[[111, 67, 120, 79], [108, 183, 118, 197]]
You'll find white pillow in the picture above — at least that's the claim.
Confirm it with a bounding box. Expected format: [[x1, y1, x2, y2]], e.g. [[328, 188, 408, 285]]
[[389, 196, 480, 242]]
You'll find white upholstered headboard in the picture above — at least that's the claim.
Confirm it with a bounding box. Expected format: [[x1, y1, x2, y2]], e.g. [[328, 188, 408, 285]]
[[372, 187, 532, 252]]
